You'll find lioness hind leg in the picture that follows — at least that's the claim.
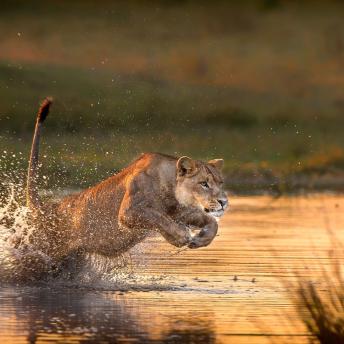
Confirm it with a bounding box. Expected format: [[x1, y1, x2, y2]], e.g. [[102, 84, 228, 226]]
[[54, 249, 86, 280], [1, 250, 56, 283]]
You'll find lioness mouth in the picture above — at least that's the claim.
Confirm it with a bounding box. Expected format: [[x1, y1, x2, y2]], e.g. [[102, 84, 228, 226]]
[[204, 208, 224, 217]]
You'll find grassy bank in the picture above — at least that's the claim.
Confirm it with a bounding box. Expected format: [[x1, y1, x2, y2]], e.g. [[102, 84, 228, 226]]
[[1, 1, 344, 193]]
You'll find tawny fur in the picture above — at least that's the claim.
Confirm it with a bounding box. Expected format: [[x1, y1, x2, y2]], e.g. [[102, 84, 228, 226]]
[[26, 99, 228, 272]]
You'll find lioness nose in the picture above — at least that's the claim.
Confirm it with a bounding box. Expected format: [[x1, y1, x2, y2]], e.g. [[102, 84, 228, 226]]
[[218, 199, 228, 208]]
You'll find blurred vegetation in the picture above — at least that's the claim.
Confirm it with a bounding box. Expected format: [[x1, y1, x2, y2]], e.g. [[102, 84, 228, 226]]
[[291, 236, 344, 344], [0, 0, 344, 192]]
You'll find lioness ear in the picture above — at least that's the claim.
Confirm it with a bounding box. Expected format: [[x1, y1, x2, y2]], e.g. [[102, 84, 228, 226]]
[[177, 156, 197, 176], [208, 159, 224, 171]]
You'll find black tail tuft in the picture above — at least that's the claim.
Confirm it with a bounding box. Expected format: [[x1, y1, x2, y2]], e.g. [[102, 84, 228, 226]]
[[37, 97, 53, 123]]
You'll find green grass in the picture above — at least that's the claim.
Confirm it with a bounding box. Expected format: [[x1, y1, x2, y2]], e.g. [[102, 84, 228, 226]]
[[0, 1, 344, 192]]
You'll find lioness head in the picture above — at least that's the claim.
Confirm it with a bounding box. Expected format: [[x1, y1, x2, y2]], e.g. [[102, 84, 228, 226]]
[[175, 156, 228, 218]]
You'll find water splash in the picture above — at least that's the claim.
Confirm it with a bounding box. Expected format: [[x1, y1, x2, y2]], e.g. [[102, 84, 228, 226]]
[[0, 181, 54, 282], [0, 151, 172, 289], [0, 181, 170, 289]]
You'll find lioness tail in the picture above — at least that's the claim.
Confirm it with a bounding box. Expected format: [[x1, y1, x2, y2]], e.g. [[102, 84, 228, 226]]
[[26, 97, 53, 210]]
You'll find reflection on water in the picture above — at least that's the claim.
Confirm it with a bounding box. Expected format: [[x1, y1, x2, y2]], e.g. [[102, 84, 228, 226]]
[[0, 287, 217, 343], [0, 195, 343, 343]]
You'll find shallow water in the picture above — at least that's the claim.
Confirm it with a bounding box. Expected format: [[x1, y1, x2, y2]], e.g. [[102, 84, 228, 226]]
[[0, 194, 343, 343]]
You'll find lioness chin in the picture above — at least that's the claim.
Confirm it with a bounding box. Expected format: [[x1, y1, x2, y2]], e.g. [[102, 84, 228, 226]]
[[25, 98, 228, 273]]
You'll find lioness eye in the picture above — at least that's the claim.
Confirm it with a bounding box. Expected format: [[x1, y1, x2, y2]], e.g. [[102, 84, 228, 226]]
[[200, 181, 209, 188]]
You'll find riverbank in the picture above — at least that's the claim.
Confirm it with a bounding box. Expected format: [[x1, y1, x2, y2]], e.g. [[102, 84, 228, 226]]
[[1, 1, 344, 194], [1, 134, 344, 194]]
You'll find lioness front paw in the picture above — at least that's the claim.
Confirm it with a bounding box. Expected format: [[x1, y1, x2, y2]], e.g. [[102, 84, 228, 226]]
[[175, 234, 192, 247], [188, 236, 212, 249], [187, 225, 217, 249]]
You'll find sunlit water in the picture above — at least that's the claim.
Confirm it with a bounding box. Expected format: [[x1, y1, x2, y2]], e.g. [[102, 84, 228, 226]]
[[0, 190, 343, 343]]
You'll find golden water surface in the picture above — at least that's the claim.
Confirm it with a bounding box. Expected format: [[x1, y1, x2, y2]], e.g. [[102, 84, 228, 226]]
[[0, 195, 343, 343]]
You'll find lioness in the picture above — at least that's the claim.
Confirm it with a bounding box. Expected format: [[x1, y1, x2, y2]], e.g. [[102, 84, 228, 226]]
[[25, 98, 228, 268]]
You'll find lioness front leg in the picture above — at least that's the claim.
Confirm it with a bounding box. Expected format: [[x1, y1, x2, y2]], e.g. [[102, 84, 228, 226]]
[[119, 206, 192, 248], [186, 214, 218, 249]]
